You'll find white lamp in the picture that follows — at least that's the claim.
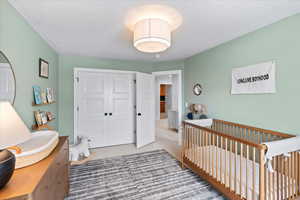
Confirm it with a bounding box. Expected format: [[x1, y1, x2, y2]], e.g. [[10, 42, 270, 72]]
[[126, 5, 182, 53], [0, 101, 32, 189], [133, 18, 171, 53]]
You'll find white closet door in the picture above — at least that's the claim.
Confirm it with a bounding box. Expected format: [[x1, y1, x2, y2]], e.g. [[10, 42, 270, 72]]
[[136, 72, 155, 148], [77, 71, 108, 148], [106, 73, 135, 146]]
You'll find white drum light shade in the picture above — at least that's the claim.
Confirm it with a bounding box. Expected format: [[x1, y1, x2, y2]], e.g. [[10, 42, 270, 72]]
[[0, 102, 32, 149], [134, 18, 171, 53], [126, 5, 182, 53]]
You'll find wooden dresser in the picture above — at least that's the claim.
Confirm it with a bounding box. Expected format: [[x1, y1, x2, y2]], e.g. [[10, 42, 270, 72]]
[[0, 137, 69, 200]]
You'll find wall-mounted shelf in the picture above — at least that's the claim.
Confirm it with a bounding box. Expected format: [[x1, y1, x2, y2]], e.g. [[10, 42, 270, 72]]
[[32, 101, 56, 106], [32, 124, 53, 131], [32, 118, 55, 131]]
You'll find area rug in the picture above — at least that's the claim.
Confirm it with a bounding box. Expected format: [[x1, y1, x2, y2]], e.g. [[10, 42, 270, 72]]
[[65, 150, 226, 200]]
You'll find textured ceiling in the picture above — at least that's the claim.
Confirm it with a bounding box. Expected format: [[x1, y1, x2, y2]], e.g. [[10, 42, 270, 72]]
[[8, 0, 300, 61]]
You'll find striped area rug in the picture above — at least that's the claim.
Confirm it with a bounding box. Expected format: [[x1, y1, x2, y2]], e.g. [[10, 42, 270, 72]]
[[65, 150, 226, 200]]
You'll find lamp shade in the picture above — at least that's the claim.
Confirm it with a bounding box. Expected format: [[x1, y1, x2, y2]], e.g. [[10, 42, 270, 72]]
[[0, 102, 32, 149], [133, 18, 171, 53]]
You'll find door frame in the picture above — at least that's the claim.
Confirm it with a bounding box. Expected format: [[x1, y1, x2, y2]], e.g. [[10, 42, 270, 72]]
[[73, 68, 136, 143], [152, 70, 183, 130]]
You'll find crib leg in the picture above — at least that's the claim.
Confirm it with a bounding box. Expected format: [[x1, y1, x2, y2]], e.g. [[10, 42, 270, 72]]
[[181, 152, 186, 169]]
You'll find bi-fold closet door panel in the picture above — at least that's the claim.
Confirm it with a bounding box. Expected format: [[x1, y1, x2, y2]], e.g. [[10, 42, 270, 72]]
[[105, 73, 135, 146], [77, 71, 134, 148], [77, 71, 108, 148]]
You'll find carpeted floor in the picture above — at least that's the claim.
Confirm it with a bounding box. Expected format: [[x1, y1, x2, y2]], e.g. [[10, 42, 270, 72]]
[[65, 150, 226, 200]]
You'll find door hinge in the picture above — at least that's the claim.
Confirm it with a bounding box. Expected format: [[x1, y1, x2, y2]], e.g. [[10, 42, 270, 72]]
[[134, 105, 136, 109], [77, 106, 79, 111], [134, 80, 136, 84], [76, 77, 79, 82]]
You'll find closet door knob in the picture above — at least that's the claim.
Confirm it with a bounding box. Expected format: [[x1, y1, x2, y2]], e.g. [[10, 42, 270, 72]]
[[104, 113, 108, 116], [137, 113, 141, 116], [109, 113, 112, 116]]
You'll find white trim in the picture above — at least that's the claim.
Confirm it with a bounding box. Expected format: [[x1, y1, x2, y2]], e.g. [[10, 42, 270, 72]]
[[152, 70, 183, 145], [152, 70, 182, 75], [74, 67, 137, 74], [73, 68, 137, 143]]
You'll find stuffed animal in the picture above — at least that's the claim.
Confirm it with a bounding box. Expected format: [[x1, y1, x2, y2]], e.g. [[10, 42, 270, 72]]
[[69, 136, 90, 161]]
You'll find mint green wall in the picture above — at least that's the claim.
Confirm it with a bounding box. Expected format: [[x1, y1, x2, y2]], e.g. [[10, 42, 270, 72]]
[[58, 55, 183, 140], [0, 0, 59, 129], [152, 60, 185, 71], [184, 14, 300, 135]]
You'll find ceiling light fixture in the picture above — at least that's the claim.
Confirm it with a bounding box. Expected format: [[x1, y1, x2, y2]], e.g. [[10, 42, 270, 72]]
[[126, 5, 182, 53]]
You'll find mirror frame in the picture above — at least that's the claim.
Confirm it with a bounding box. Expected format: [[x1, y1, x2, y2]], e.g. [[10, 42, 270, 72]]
[[0, 51, 16, 104]]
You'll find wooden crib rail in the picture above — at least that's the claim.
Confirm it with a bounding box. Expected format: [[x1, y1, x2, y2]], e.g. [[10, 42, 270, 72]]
[[213, 119, 294, 139], [183, 120, 266, 150]]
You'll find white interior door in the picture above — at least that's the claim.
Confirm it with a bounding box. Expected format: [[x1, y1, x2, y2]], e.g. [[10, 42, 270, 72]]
[[77, 71, 108, 148], [107, 73, 135, 146], [136, 72, 155, 148]]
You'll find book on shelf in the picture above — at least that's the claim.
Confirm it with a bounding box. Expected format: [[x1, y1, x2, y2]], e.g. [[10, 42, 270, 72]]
[[46, 88, 55, 103], [46, 112, 54, 121], [34, 110, 51, 126], [40, 112, 48, 124], [34, 110, 43, 125], [33, 86, 42, 105], [41, 89, 47, 104]]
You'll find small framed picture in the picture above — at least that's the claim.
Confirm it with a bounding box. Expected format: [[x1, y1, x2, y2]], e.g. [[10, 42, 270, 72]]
[[39, 58, 49, 78]]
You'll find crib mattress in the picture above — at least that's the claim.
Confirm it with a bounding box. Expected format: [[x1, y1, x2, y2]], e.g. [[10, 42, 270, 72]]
[[184, 146, 296, 200]]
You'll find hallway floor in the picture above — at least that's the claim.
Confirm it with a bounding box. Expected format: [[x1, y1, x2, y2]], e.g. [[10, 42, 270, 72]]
[[88, 119, 181, 161]]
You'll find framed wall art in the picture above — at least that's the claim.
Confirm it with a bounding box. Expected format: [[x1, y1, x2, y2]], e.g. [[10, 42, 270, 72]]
[[39, 58, 49, 78]]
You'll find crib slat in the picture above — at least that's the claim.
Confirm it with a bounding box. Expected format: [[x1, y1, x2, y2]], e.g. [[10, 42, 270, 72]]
[[259, 148, 265, 200], [285, 156, 288, 199], [212, 134, 214, 178], [197, 128, 200, 167], [277, 156, 280, 200], [292, 152, 294, 199], [229, 140, 232, 191], [204, 130, 207, 172], [272, 158, 275, 200], [200, 130, 204, 170], [207, 131, 209, 174], [220, 136, 223, 184], [253, 147, 256, 200], [235, 141, 238, 193], [293, 152, 296, 198], [187, 127, 190, 158], [296, 152, 300, 195], [216, 135, 219, 182], [288, 155, 291, 199], [268, 161, 271, 200], [240, 143, 243, 197], [246, 145, 249, 199], [225, 138, 228, 187], [192, 127, 195, 164], [281, 156, 284, 200]]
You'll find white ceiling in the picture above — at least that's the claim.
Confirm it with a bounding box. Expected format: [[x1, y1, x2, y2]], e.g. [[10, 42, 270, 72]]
[[9, 0, 300, 61]]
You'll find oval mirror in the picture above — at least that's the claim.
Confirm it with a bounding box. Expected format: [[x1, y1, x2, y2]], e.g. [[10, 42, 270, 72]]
[[0, 51, 16, 104], [193, 83, 202, 96]]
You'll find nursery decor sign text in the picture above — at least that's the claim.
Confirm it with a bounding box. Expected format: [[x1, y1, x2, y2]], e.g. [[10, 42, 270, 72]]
[[231, 61, 276, 94]]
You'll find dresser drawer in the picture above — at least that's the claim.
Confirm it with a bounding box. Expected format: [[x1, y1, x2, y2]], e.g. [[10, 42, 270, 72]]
[[31, 138, 69, 200]]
